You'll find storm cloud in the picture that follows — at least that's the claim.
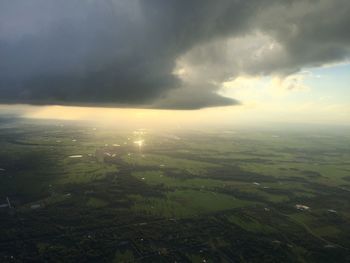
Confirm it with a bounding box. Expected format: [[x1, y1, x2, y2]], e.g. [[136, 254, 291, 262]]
[[0, 0, 349, 109]]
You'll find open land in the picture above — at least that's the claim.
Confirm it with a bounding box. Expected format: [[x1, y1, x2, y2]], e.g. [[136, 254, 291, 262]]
[[0, 118, 350, 262]]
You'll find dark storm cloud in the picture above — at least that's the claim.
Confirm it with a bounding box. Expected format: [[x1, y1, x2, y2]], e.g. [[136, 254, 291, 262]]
[[250, 0, 350, 75], [0, 0, 349, 109]]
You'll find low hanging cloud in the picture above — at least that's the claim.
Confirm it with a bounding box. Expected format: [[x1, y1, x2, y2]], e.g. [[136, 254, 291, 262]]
[[0, 0, 349, 109]]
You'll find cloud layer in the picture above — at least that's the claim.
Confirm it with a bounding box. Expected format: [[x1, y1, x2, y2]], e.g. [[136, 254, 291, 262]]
[[0, 0, 349, 109]]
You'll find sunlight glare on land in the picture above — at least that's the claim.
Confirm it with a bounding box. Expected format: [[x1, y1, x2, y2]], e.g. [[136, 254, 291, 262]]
[[134, 139, 144, 148]]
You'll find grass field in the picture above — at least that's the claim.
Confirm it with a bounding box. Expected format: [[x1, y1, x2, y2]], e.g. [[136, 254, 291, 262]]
[[0, 118, 349, 262]]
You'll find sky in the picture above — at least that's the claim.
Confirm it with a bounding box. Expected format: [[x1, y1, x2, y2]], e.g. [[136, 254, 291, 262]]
[[0, 0, 349, 127]]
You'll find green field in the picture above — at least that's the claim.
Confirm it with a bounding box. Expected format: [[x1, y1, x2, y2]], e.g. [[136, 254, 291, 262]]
[[0, 118, 349, 262]]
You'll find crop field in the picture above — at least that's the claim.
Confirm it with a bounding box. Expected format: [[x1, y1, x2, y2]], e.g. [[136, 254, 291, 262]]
[[0, 117, 350, 262]]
